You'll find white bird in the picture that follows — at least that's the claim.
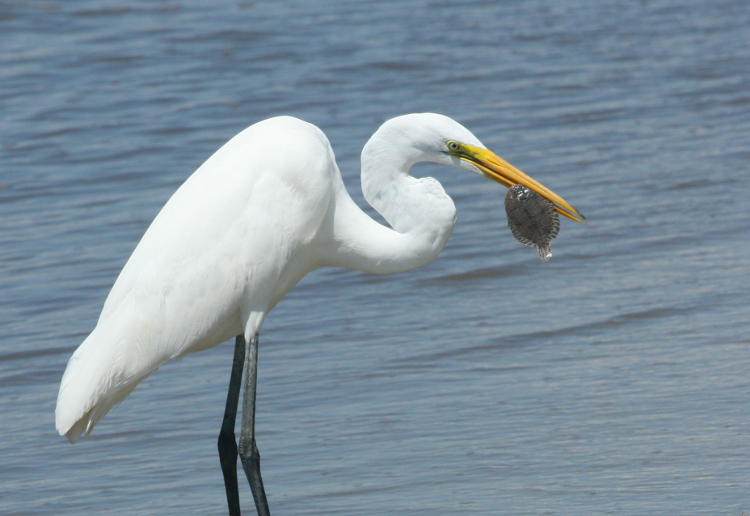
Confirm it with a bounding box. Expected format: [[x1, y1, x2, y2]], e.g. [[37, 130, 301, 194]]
[[55, 113, 584, 515]]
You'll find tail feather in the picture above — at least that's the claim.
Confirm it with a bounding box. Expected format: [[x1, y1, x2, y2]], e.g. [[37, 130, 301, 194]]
[[55, 325, 153, 442]]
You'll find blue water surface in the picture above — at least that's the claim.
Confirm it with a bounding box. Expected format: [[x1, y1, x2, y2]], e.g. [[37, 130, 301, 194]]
[[1, 1, 749, 514]]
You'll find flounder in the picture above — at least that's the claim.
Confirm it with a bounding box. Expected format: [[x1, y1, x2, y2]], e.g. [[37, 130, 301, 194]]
[[504, 184, 560, 262]]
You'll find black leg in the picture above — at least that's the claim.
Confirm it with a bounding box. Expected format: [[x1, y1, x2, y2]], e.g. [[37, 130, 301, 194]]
[[238, 334, 271, 516], [217, 336, 245, 516]]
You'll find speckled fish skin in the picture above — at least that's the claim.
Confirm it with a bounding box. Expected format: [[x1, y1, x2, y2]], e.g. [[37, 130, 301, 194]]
[[504, 184, 560, 262]]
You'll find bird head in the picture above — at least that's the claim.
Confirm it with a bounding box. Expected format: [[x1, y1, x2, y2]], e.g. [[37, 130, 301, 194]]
[[392, 113, 585, 223]]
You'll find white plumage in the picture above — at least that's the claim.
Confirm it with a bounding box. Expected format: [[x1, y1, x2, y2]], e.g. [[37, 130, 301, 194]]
[[55, 113, 583, 447]]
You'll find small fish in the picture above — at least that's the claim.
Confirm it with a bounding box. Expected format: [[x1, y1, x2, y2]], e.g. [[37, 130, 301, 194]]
[[504, 184, 560, 262]]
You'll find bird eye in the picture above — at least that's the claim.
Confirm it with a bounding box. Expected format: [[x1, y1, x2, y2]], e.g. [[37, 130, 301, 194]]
[[447, 141, 461, 152]]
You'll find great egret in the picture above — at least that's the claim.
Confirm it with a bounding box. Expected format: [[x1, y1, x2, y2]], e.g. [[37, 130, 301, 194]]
[[55, 113, 584, 515]]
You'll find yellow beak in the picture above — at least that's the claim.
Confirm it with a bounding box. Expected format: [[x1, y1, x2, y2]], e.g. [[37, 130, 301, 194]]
[[460, 144, 585, 222]]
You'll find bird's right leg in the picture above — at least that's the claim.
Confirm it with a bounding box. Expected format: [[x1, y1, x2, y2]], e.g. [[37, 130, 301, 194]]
[[238, 334, 271, 516], [217, 336, 245, 516]]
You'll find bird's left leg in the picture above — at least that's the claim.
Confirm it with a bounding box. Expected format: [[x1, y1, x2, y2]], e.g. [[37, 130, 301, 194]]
[[238, 334, 270, 516], [217, 336, 245, 516]]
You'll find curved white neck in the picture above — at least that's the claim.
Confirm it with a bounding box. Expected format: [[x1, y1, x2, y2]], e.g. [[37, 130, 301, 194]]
[[326, 122, 456, 274]]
